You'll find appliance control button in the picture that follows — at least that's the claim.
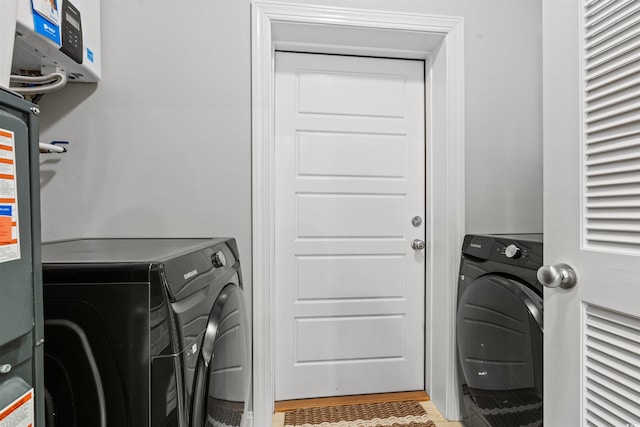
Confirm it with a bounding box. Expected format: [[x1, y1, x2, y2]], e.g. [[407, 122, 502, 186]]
[[505, 244, 521, 259], [212, 251, 226, 268]]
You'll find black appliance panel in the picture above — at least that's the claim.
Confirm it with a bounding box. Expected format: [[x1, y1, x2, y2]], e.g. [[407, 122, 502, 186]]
[[462, 234, 543, 273], [59, 0, 83, 64], [457, 276, 542, 391], [190, 283, 250, 427], [0, 88, 44, 427], [44, 282, 151, 427], [0, 108, 34, 344], [40, 238, 227, 263], [41, 238, 249, 427], [457, 234, 543, 427]]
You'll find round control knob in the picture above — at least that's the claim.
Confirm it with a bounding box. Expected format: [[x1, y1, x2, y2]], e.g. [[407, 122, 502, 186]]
[[211, 251, 226, 268], [504, 244, 521, 259]]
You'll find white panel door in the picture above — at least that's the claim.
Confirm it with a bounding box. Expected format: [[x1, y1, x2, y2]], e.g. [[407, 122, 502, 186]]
[[543, 0, 640, 425], [274, 52, 425, 400]]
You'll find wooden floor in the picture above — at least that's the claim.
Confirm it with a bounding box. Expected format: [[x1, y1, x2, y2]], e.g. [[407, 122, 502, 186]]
[[274, 390, 429, 412]]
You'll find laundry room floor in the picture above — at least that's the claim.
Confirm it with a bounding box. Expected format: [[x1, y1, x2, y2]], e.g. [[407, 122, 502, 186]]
[[272, 395, 465, 427]]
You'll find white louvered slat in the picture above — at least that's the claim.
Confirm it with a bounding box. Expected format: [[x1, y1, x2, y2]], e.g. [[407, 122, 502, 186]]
[[585, 175, 640, 187], [585, 211, 640, 220], [587, 186, 640, 197], [586, 85, 640, 113], [588, 360, 640, 399], [587, 379, 639, 418], [586, 12, 640, 52], [586, 160, 640, 176], [584, 0, 627, 21], [586, 129, 640, 149], [585, 144, 640, 163], [583, 233, 640, 245], [584, 0, 640, 253], [585, 0, 638, 39], [585, 50, 640, 82], [586, 224, 640, 234], [586, 391, 638, 426], [584, 305, 640, 426], [586, 60, 640, 92], [586, 197, 640, 207], [586, 31, 640, 70], [586, 336, 640, 369], [586, 99, 640, 124]]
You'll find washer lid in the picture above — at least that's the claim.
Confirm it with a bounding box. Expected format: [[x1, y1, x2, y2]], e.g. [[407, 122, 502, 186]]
[[457, 275, 543, 391], [41, 238, 229, 263]]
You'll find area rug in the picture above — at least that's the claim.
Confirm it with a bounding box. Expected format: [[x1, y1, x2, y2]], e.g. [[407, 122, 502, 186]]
[[284, 400, 437, 427]]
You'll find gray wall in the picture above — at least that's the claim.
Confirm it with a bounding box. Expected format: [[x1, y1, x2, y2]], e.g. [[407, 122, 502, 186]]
[[38, 0, 542, 321], [39, 0, 252, 268], [274, 0, 543, 233]]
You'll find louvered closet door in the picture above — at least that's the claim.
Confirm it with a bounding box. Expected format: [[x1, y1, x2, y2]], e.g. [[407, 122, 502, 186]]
[[543, 0, 640, 425]]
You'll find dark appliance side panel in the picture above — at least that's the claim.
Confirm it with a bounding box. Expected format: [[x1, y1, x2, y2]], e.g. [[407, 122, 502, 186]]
[[43, 264, 151, 427], [160, 242, 241, 425], [0, 90, 43, 426], [0, 101, 33, 356], [149, 264, 183, 427], [203, 283, 250, 427], [457, 234, 544, 427]]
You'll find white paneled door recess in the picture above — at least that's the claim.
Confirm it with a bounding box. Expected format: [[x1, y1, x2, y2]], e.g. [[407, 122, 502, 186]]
[[274, 52, 425, 401], [583, 0, 640, 252]]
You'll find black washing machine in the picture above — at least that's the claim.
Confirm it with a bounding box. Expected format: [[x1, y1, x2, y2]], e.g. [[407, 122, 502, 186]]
[[41, 238, 251, 427], [456, 234, 543, 427]]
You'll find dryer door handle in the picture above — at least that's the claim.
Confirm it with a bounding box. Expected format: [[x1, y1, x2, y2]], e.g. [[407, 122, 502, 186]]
[[537, 263, 578, 289]]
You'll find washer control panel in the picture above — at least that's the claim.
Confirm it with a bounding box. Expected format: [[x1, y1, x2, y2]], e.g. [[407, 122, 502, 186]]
[[495, 239, 542, 268], [462, 234, 543, 270]]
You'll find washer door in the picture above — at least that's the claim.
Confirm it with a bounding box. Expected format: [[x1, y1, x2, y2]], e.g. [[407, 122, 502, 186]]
[[44, 320, 109, 427], [457, 275, 542, 392], [190, 284, 251, 427]]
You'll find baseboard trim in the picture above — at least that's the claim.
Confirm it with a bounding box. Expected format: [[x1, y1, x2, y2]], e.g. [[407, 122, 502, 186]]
[[274, 391, 430, 412]]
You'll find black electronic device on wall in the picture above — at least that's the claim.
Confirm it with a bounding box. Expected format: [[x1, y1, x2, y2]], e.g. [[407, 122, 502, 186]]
[[59, 0, 83, 64]]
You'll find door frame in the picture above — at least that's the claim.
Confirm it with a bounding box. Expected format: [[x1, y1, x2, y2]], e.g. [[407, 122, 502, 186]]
[[251, 1, 465, 425]]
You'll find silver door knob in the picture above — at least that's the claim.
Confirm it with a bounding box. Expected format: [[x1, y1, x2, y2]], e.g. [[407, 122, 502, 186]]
[[411, 239, 425, 251], [536, 263, 577, 289]]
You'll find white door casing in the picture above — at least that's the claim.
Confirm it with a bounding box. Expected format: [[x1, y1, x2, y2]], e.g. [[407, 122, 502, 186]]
[[251, 2, 465, 425], [274, 52, 425, 400], [543, 0, 640, 425]]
